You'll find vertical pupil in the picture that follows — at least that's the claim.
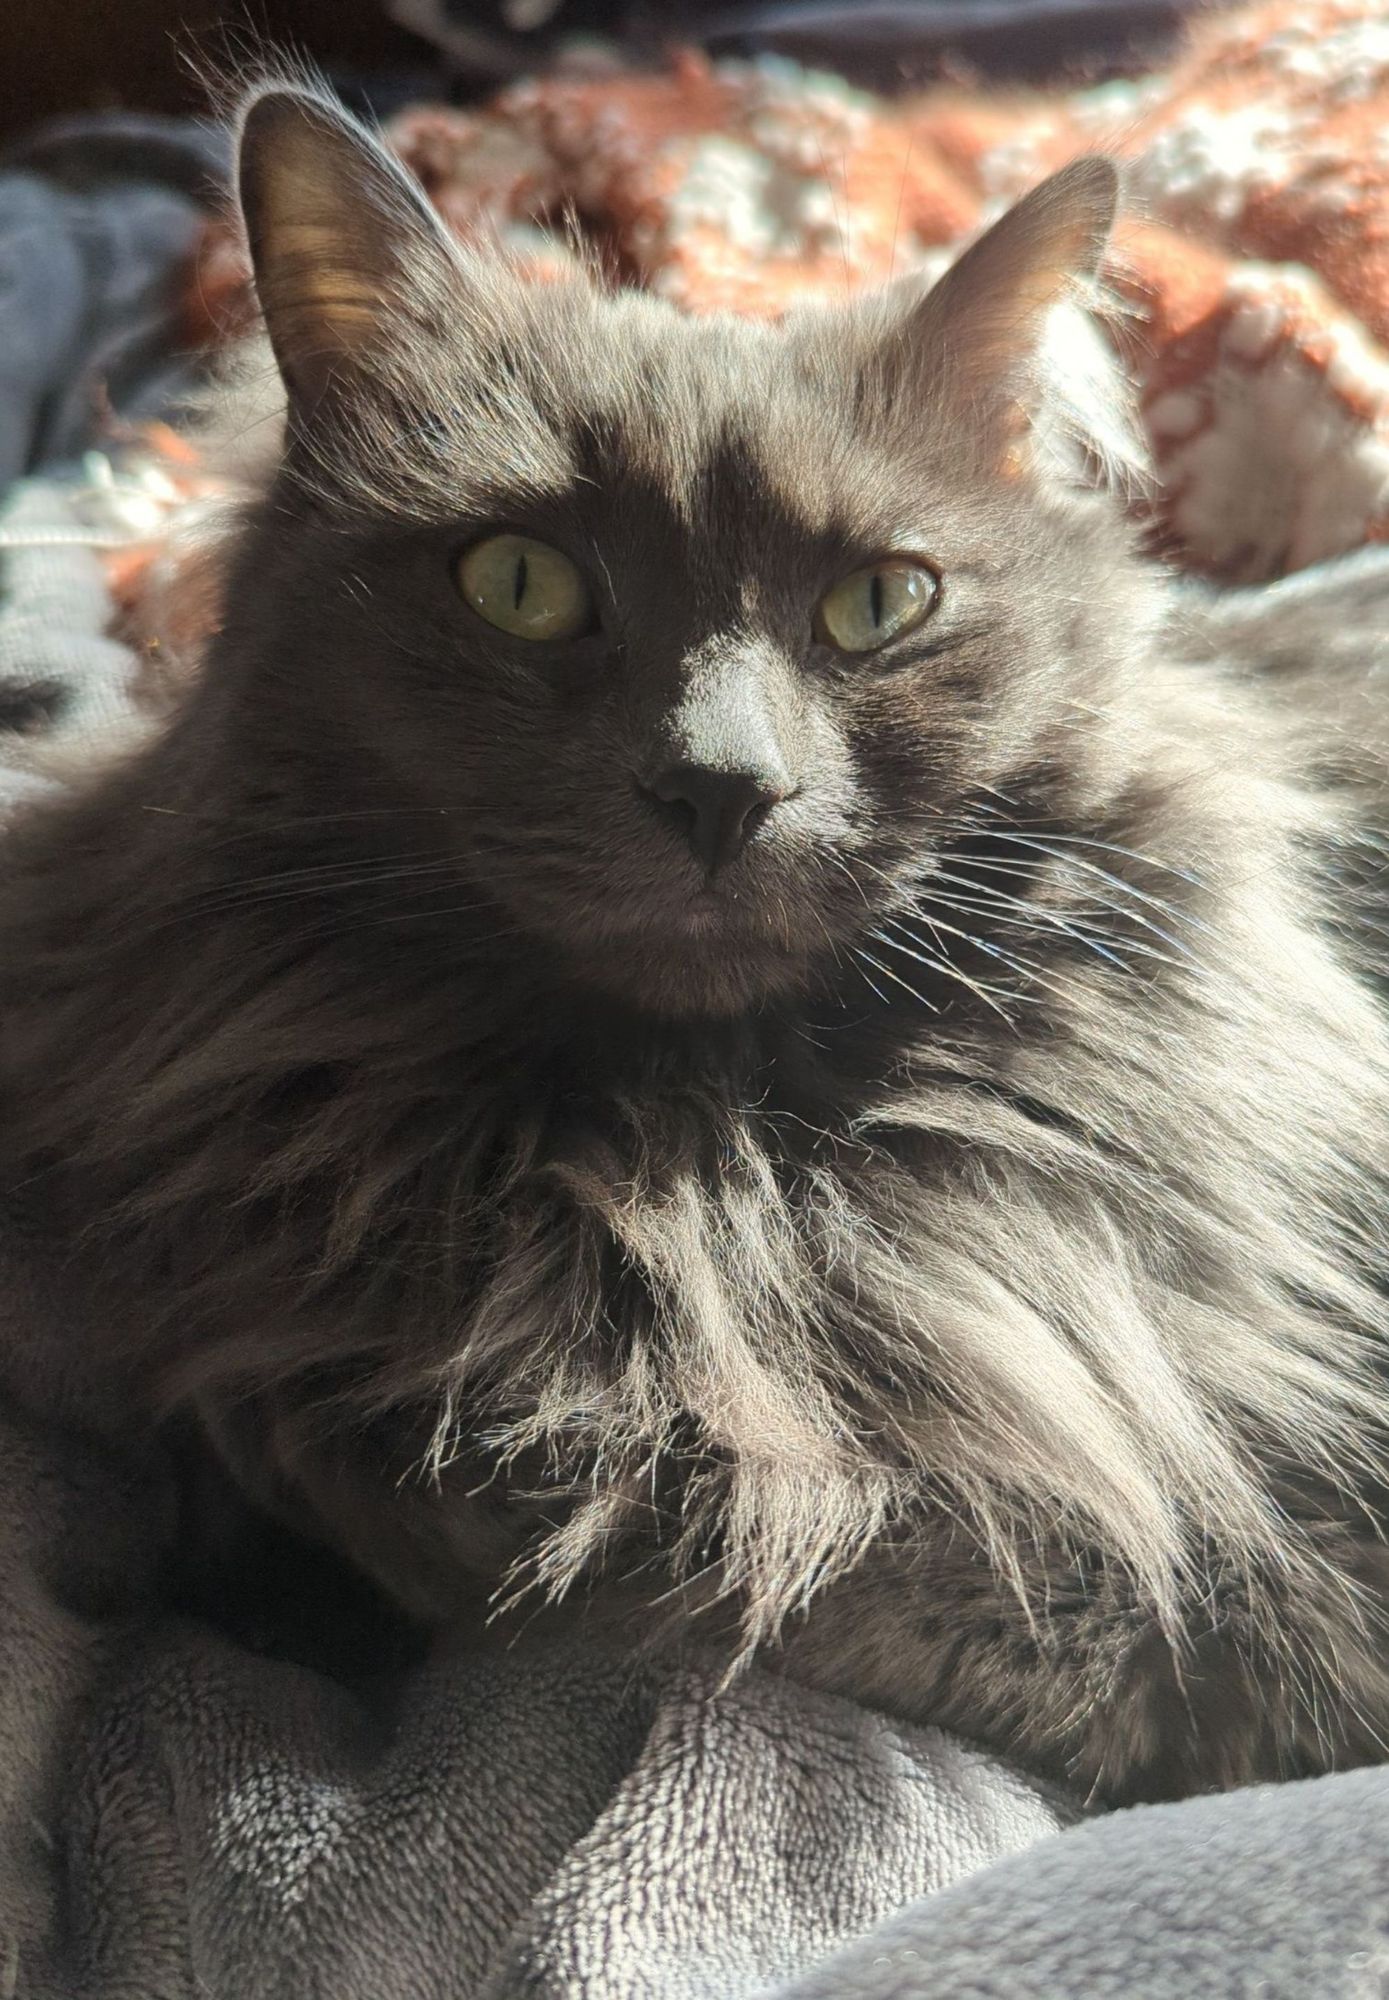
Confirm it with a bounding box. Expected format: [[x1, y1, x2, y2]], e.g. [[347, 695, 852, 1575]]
[[514, 552, 529, 611], [869, 571, 884, 628]]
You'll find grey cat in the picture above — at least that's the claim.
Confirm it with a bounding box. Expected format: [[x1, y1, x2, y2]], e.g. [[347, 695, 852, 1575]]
[[4, 83, 1389, 1806]]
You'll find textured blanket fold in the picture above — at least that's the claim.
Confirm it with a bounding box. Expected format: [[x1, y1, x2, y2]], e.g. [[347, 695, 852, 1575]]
[[4, 1266, 1389, 1999], [8, 5, 1389, 1993], [0, 1241, 1073, 1998]]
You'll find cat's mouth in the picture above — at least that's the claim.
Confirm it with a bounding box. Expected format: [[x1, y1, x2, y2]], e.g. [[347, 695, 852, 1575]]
[[637, 878, 798, 942], [665, 888, 729, 933], [468, 830, 843, 1014], [558, 880, 821, 1015]]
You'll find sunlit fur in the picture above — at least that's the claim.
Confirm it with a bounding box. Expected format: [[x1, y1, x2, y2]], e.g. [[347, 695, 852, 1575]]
[[4, 89, 1389, 1805]]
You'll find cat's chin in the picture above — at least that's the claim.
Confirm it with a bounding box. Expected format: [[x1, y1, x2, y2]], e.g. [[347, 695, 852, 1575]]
[[478, 867, 809, 1016], [560, 923, 815, 1019], [589, 956, 808, 1019]]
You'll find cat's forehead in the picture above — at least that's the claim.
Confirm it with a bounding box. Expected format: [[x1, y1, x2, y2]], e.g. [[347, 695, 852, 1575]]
[[395, 270, 998, 572], [497, 281, 890, 540]]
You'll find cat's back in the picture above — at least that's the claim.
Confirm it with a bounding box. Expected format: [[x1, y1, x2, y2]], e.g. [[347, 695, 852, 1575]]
[[1170, 548, 1389, 768]]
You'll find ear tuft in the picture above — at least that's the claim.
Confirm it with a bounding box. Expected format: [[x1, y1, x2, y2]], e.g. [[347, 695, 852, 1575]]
[[237, 85, 460, 413]]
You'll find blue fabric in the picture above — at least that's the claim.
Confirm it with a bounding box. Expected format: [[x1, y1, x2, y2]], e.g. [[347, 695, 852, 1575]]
[[0, 115, 226, 486]]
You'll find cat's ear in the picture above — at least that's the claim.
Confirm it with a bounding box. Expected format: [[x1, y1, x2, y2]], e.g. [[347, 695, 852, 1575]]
[[881, 157, 1120, 445], [914, 158, 1116, 367], [237, 85, 461, 415]]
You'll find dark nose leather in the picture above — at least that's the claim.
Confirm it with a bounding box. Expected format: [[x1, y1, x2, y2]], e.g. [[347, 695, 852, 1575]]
[[645, 763, 791, 873]]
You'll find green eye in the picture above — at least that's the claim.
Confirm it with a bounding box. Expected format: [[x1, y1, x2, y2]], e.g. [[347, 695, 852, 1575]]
[[815, 559, 940, 654], [456, 533, 594, 641]]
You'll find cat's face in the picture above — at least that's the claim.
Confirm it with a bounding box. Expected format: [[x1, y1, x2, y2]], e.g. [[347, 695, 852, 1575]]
[[232, 89, 1141, 1015]]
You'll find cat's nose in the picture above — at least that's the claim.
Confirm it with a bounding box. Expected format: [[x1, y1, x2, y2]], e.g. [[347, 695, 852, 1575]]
[[643, 762, 793, 874]]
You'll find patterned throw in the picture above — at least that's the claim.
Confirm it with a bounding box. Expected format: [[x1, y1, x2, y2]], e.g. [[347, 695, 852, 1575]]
[[66, 0, 1389, 673]]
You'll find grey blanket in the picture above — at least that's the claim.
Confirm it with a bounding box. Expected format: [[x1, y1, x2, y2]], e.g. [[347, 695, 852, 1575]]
[[5, 489, 1389, 1997], [3, 1295, 1389, 2000]]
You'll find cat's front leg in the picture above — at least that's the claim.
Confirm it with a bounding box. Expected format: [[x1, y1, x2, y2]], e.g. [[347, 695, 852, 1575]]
[[775, 1529, 1389, 1805]]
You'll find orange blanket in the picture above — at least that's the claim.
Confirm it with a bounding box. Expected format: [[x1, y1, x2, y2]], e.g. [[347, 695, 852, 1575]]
[[114, 0, 1389, 660]]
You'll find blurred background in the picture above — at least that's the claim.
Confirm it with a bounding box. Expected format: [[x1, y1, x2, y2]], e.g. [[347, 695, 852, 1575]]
[[0, 0, 1214, 141]]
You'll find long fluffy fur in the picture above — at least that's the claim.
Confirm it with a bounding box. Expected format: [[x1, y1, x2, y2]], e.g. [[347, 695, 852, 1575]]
[[5, 94, 1389, 1804]]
